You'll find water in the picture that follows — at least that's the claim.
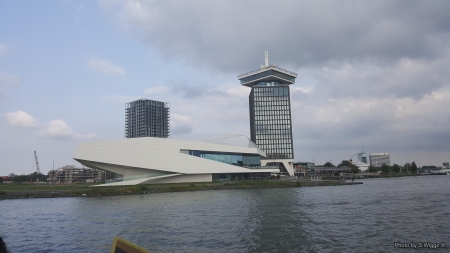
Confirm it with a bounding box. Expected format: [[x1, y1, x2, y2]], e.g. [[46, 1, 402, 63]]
[[1, 176, 449, 252]]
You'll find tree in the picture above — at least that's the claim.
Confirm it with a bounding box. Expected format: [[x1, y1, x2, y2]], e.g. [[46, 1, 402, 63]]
[[411, 162, 418, 174], [323, 162, 335, 168], [368, 166, 377, 173], [403, 163, 411, 174], [391, 164, 401, 174], [338, 160, 359, 174], [381, 164, 391, 175]]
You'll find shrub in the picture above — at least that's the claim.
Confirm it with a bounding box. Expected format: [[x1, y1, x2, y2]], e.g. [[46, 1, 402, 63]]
[[136, 185, 148, 191], [190, 183, 195, 188]]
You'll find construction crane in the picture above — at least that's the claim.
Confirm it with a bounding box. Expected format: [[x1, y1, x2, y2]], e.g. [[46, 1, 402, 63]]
[[34, 150, 41, 175]]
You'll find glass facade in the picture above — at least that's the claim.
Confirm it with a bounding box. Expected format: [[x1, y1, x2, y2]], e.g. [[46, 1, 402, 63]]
[[188, 150, 260, 166], [249, 85, 294, 159]]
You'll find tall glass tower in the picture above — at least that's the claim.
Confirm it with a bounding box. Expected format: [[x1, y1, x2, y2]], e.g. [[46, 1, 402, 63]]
[[238, 52, 296, 175], [125, 98, 170, 138]]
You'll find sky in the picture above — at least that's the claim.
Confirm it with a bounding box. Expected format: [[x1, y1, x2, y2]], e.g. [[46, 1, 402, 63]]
[[1, 0, 450, 175]]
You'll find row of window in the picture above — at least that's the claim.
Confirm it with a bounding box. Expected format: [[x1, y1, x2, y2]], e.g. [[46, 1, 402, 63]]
[[254, 96, 290, 102], [256, 135, 292, 142], [257, 138, 292, 145], [255, 115, 290, 120], [256, 134, 292, 140], [257, 144, 292, 149], [267, 154, 293, 159], [255, 110, 289, 116], [255, 121, 291, 129], [254, 86, 290, 97], [255, 105, 289, 112], [255, 100, 289, 106], [255, 120, 291, 125], [263, 149, 293, 155], [255, 124, 291, 130], [187, 151, 261, 166]]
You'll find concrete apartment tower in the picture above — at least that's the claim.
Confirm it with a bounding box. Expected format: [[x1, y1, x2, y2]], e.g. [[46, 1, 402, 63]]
[[238, 52, 297, 176], [125, 98, 170, 138]]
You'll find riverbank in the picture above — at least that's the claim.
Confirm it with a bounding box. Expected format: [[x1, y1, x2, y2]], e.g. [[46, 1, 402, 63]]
[[0, 179, 362, 200]]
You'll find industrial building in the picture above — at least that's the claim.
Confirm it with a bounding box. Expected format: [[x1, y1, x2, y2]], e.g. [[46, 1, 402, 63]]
[[125, 98, 170, 138], [73, 136, 279, 186], [370, 153, 391, 167], [238, 52, 296, 176]]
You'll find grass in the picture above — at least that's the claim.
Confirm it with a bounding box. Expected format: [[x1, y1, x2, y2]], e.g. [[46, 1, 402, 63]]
[[0, 179, 349, 200]]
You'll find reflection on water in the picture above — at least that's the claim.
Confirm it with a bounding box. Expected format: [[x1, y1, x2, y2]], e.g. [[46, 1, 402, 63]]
[[1, 176, 449, 252]]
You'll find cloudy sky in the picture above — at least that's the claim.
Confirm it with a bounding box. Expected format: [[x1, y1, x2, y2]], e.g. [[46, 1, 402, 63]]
[[1, 0, 450, 175]]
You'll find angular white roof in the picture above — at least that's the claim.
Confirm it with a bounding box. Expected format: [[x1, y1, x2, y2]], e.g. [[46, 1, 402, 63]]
[[73, 137, 275, 174]]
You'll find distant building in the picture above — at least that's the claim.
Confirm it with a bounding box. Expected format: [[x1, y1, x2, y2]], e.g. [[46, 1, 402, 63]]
[[358, 151, 367, 163], [293, 162, 315, 176], [443, 162, 449, 169], [314, 166, 351, 176], [352, 160, 369, 172], [125, 98, 170, 138], [47, 165, 121, 183], [370, 153, 390, 167]]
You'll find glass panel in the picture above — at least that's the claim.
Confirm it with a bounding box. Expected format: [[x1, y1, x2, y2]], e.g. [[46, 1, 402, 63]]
[[232, 155, 239, 164], [218, 154, 225, 163], [225, 154, 232, 164], [211, 154, 219, 161]]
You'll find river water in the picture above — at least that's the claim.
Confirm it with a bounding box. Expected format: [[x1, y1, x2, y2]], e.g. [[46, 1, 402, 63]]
[[1, 176, 449, 252]]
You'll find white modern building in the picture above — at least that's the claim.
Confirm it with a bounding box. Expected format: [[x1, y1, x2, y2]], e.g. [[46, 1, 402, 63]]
[[369, 153, 391, 167], [73, 136, 279, 186]]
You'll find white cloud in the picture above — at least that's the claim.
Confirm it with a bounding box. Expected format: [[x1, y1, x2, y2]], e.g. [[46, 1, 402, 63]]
[[144, 86, 169, 94], [87, 59, 125, 75], [102, 94, 140, 104], [0, 43, 9, 55], [5, 110, 39, 128], [38, 119, 96, 140]]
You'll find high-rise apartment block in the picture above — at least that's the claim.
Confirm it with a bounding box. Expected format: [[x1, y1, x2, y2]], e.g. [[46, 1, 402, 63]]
[[125, 98, 170, 138], [369, 153, 390, 167], [238, 52, 296, 175]]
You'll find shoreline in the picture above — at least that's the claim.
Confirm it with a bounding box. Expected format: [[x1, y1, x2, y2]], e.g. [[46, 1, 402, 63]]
[[0, 180, 362, 200]]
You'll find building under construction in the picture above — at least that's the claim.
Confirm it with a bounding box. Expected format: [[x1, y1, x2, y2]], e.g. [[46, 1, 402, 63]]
[[47, 165, 122, 183]]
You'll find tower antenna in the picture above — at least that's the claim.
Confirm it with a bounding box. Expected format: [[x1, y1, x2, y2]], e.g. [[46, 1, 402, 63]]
[[265, 51, 269, 67]]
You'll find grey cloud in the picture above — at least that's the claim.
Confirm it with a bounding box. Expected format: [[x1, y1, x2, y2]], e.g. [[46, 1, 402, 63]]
[[99, 0, 450, 165], [171, 84, 227, 99], [100, 0, 450, 72]]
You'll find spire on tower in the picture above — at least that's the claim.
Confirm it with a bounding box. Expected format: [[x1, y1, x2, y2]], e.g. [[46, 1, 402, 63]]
[[265, 51, 269, 67]]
